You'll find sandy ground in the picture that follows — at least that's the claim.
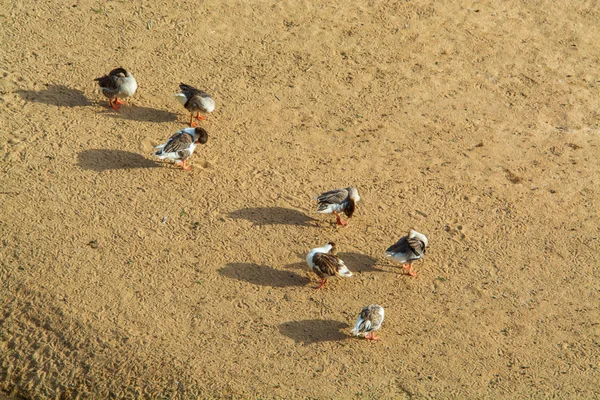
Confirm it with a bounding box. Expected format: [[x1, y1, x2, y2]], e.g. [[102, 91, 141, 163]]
[[1, 0, 599, 398]]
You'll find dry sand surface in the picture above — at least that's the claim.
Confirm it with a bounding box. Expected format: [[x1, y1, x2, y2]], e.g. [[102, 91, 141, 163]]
[[1, 0, 599, 398]]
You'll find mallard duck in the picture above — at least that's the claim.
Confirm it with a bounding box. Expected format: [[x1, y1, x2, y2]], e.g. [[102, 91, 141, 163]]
[[385, 230, 429, 277], [315, 187, 360, 226], [351, 305, 385, 341], [153, 127, 208, 170], [94, 67, 137, 110], [306, 242, 352, 289], [174, 83, 215, 127]]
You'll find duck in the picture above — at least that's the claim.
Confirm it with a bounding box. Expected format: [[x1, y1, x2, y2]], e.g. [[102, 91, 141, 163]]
[[153, 127, 208, 170], [315, 187, 360, 226], [94, 67, 137, 110], [385, 229, 429, 277], [306, 242, 352, 289], [174, 83, 215, 127], [351, 305, 385, 341]]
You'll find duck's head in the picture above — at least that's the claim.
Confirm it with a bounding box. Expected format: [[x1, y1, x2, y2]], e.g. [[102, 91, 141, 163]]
[[343, 187, 360, 218], [326, 241, 337, 254], [347, 187, 360, 202], [109, 67, 130, 77], [194, 127, 209, 144]]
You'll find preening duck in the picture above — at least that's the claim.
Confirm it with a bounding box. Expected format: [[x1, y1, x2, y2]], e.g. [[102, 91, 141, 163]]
[[94, 67, 137, 110], [385, 230, 429, 277], [306, 242, 352, 289], [314, 187, 360, 226], [174, 83, 215, 127], [351, 305, 385, 341], [153, 127, 208, 170]]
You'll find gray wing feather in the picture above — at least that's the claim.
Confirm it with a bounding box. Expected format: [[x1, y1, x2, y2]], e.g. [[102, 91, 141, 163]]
[[180, 83, 212, 109], [162, 133, 193, 154], [180, 83, 210, 98], [386, 236, 411, 254], [316, 188, 349, 206], [359, 306, 383, 333], [358, 319, 373, 333]]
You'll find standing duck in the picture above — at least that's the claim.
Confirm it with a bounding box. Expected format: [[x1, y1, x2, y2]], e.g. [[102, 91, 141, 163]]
[[153, 127, 208, 170], [94, 67, 137, 110], [306, 242, 352, 289], [385, 230, 429, 277], [351, 305, 385, 341], [174, 83, 215, 127], [315, 187, 360, 226]]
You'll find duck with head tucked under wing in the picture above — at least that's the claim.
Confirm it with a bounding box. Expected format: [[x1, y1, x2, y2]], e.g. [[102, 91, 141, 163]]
[[153, 127, 208, 171], [94, 67, 137, 110], [174, 83, 215, 127], [385, 229, 429, 277], [315, 187, 360, 226], [306, 242, 353, 289], [351, 305, 385, 341]]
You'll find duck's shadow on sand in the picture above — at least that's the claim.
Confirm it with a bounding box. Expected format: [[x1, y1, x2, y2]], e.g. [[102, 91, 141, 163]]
[[17, 85, 92, 107], [228, 207, 318, 227], [219, 263, 310, 288], [337, 252, 383, 272], [16, 85, 179, 124], [279, 320, 350, 344], [100, 104, 179, 123], [77, 149, 160, 171]]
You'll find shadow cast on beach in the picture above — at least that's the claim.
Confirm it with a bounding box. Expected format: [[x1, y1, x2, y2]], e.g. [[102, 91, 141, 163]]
[[337, 252, 382, 273], [283, 261, 306, 271], [219, 263, 310, 288], [17, 85, 92, 107], [101, 104, 179, 123], [77, 149, 160, 172], [279, 320, 350, 345], [228, 207, 317, 227]]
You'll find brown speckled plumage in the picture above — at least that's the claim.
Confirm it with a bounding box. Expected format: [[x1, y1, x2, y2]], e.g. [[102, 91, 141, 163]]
[[306, 242, 352, 289], [351, 305, 385, 340]]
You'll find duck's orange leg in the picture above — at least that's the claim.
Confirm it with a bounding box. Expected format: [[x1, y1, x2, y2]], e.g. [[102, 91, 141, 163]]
[[365, 332, 381, 341], [180, 160, 192, 171], [196, 112, 207, 121], [114, 98, 125, 105], [333, 211, 348, 226], [189, 113, 198, 127], [403, 263, 417, 277], [313, 278, 327, 290], [109, 99, 120, 111]]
